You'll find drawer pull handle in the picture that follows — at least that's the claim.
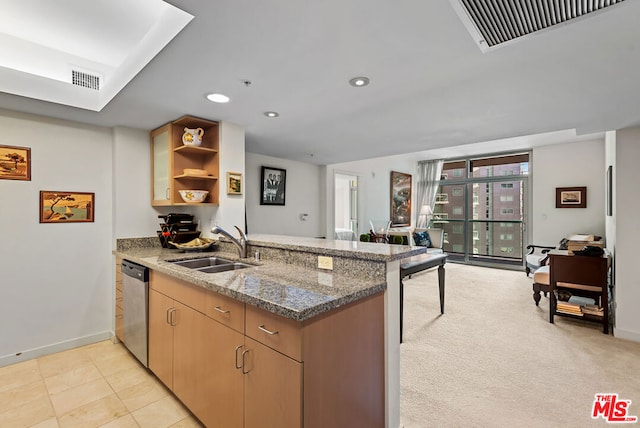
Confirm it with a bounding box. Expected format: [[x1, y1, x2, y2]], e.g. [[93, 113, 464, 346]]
[[169, 308, 177, 326], [214, 306, 230, 314], [235, 345, 243, 369], [258, 325, 279, 335]]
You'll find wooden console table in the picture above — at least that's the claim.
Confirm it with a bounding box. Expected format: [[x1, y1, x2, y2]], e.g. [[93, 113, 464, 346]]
[[399, 253, 447, 342], [548, 250, 610, 334]]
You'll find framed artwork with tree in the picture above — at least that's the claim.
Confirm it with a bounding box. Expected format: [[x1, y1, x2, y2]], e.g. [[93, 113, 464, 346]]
[[0, 145, 31, 181], [39, 191, 95, 223]]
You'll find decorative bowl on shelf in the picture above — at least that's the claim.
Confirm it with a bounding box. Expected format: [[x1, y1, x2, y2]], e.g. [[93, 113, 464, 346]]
[[178, 190, 209, 203]]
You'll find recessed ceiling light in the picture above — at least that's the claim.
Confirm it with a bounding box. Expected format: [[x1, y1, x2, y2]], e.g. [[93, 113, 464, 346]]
[[349, 77, 370, 87], [264, 111, 279, 118], [206, 93, 230, 103]]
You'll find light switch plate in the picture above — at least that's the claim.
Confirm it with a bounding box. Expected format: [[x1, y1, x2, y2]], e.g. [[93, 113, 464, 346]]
[[318, 256, 333, 270]]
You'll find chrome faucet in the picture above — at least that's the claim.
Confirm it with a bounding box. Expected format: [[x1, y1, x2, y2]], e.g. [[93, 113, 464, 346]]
[[211, 225, 248, 258]]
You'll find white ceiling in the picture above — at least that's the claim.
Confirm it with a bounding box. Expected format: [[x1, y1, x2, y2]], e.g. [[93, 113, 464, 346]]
[[0, 0, 638, 165]]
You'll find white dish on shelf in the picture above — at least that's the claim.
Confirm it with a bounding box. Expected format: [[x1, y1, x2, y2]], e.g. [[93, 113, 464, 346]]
[[183, 168, 209, 176], [178, 190, 209, 203]]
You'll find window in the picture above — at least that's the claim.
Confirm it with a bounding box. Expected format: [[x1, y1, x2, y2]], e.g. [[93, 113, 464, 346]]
[[453, 244, 463, 252], [500, 195, 514, 202], [452, 169, 463, 177], [499, 222, 513, 228], [500, 247, 514, 253], [453, 207, 463, 215], [452, 187, 463, 196], [501, 208, 514, 215], [473, 230, 479, 240], [435, 193, 449, 203], [453, 224, 463, 233], [500, 234, 514, 240], [501, 183, 514, 189]]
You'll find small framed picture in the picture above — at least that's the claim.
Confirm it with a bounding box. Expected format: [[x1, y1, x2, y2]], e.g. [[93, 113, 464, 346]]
[[40, 191, 95, 223], [0, 144, 31, 181], [226, 171, 243, 195], [260, 166, 286, 205], [555, 186, 587, 209]]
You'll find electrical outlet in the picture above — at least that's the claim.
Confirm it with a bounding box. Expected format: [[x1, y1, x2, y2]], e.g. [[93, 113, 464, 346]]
[[318, 256, 333, 270]]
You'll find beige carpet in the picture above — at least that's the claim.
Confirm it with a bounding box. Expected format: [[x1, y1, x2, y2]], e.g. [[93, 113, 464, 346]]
[[400, 263, 640, 428]]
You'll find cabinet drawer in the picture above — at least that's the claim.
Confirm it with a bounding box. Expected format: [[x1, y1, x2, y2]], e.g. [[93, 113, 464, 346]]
[[245, 305, 302, 362], [150, 270, 206, 313], [204, 292, 245, 333]]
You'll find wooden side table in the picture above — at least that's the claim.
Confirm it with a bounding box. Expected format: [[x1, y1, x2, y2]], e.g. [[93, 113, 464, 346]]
[[548, 250, 610, 334]]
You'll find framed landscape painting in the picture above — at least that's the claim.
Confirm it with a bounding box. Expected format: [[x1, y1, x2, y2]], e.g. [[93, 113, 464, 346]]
[[556, 186, 587, 209], [40, 191, 95, 223], [390, 171, 412, 226], [0, 145, 31, 181]]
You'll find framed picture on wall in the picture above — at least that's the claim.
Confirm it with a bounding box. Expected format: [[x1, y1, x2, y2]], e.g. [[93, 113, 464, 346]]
[[0, 144, 31, 181], [555, 186, 587, 209], [227, 171, 243, 195], [260, 166, 286, 205], [39, 191, 95, 223], [390, 171, 412, 226]]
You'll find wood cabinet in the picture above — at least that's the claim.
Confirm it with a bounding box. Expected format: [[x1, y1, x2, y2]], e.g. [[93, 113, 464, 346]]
[[244, 337, 302, 428], [148, 270, 385, 428], [148, 288, 174, 388], [151, 115, 220, 206], [114, 257, 124, 342], [549, 250, 610, 334], [149, 271, 244, 427]]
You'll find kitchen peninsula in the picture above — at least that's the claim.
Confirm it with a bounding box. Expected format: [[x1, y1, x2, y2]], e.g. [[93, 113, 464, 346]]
[[115, 234, 424, 428]]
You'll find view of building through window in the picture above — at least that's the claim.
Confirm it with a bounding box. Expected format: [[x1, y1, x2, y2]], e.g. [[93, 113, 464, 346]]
[[432, 154, 529, 266]]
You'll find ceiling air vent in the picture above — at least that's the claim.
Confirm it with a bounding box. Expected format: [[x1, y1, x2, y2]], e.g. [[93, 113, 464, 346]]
[[72, 70, 101, 91], [451, 0, 626, 51]]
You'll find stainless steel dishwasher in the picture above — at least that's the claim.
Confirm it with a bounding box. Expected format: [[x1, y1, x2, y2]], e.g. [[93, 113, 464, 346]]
[[121, 259, 149, 367]]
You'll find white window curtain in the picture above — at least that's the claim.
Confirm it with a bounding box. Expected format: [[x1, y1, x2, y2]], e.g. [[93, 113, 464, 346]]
[[416, 160, 444, 228]]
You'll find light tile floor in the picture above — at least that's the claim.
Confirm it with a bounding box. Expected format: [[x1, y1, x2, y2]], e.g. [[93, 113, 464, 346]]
[[0, 340, 204, 428]]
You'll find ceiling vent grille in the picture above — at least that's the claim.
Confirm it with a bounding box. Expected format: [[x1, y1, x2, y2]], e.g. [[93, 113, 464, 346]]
[[72, 70, 101, 91], [455, 0, 625, 49]]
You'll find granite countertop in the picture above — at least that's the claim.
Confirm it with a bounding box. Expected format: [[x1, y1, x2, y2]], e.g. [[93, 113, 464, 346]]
[[115, 235, 424, 321], [245, 233, 425, 262], [114, 248, 368, 322]]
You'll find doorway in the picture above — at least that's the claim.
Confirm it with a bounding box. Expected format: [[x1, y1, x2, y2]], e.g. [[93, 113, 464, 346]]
[[334, 173, 358, 240]]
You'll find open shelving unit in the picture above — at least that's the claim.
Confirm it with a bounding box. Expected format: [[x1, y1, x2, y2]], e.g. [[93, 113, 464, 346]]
[[151, 115, 220, 206]]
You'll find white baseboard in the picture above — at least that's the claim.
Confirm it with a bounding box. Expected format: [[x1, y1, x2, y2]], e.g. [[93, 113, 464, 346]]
[[0, 331, 113, 368], [613, 327, 640, 343]]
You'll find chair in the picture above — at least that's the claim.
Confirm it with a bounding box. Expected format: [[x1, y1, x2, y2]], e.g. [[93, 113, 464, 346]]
[[369, 220, 391, 243], [526, 245, 555, 306]]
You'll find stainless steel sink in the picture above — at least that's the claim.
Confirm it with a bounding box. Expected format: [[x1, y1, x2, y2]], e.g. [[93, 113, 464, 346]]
[[197, 263, 252, 273], [170, 257, 252, 273]]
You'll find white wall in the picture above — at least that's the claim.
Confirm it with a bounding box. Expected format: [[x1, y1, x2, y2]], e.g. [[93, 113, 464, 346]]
[[530, 139, 606, 246], [613, 127, 640, 341], [246, 153, 322, 237], [326, 155, 419, 238], [196, 121, 246, 237], [0, 110, 114, 365], [112, 126, 158, 240]]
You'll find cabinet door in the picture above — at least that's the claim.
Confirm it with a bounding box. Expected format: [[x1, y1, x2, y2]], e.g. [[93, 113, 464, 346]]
[[244, 337, 302, 428], [151, 124, 171, 205], [148, 289, 174, 389], [173, 302, 245, 428]]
